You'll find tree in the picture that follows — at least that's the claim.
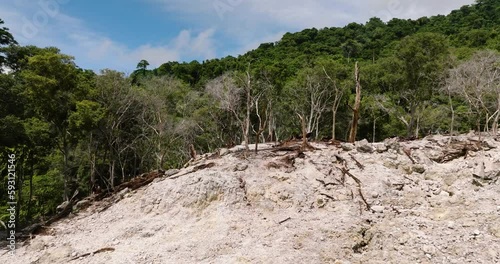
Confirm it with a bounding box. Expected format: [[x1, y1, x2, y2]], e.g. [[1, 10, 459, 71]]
[[285, 67, 331, 139], [446, 50, 500, 135], [395, 32, 449, 137], [137, 76, 195, 169], [318, 58, 350, 140], [95, 70, 142, 189], [348, 62, 362, 143], [21, 50, 79, 201], [205, 72, 246, 146], [0, 18, 17, 71]]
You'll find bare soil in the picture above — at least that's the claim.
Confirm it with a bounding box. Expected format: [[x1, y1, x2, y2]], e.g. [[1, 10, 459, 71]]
[[1, 134, 499, 264]]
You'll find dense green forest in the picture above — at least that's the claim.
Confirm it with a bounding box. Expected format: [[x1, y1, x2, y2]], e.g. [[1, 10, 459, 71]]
[[1, 0, 499, 229]]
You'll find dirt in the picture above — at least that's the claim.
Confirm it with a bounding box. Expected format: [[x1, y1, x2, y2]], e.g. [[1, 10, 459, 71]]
[[1, 134, 499, 264]]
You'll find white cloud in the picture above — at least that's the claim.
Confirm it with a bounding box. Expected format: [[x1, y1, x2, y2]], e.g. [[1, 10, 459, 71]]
[[0, 1, 217, 72], [0, 0, 476, 71], [150, 0, 475, 57]]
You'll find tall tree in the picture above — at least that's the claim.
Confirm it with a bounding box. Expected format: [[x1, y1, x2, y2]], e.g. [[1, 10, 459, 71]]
[[21, 50, 79, 200], [348, 62, 362, 143], [0, 18, 17, 71], [395, 32, 449, 137], [446, 50, 500, 135]]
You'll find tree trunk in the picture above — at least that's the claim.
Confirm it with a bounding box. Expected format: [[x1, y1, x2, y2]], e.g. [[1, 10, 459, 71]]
[[332, 108, 337, 140], [372, 117, 377, 143], [62, 136, 70, 201], [408, 103, 417, 138], [27, 151, 34, 223], [110, 160, 115, 190], [244, 71, 251, 151], [448, 92, 455, 135], [348, 62, 361, 143]]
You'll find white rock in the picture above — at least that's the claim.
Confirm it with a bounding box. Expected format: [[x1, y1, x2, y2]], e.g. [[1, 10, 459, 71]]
[[371, 206, 385, 213], [356, 139, 374, 153]]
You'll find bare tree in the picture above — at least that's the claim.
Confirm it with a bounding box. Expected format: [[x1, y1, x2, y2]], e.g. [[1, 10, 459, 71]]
[[348, 62, 362, 143], [446, 50, 500, 135], [322, 66, 346, 140], [138, 76, 195, 169], [206, 72, 249, 149]]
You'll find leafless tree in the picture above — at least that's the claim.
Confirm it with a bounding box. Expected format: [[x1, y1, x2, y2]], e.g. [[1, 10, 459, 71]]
[[322, 66, 346, 140], [445, 50, 500, 135], [348, 62, 362, 143], [206, 72, 250, 150]]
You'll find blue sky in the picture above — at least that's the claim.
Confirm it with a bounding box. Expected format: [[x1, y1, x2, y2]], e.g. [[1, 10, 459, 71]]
[[0, 0, 475, 73]]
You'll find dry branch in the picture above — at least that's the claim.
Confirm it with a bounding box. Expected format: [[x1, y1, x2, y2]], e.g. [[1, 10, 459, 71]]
[[340, 167, 371, 211], [70, 247, 115, 261], [349, 154, 365, 170]]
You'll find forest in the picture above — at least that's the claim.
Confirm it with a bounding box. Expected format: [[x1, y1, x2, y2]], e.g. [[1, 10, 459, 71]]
[[1, 0, 499, 230]]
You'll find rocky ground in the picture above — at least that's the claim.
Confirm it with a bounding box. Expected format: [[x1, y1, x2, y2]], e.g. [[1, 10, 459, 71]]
[[1, 134, 499, 264]]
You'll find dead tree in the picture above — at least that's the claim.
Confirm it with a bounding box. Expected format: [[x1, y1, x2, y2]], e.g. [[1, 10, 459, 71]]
[[348, 62, 362, 143], [322, 66, 345, 141], [253, 93, 270, 153], [446, 50, 500, 136]]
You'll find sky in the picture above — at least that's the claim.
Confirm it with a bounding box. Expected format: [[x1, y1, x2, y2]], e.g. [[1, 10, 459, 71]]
[[0, 0, 475, 73]]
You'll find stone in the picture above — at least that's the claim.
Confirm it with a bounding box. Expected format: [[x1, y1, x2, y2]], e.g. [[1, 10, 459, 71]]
[[56, 201, 70, 212], [164, 169, 180, 177], [372, 143, 388, 153], [219, 148, 230, 156], [74, 199, 91, 210], [384, 138, 400, 151], [482, 138, 497, 149], [356, 139, 374, 153], [341, 143, 355, 151], [413, 164, 426, 174], [371, 206, 385, 213]]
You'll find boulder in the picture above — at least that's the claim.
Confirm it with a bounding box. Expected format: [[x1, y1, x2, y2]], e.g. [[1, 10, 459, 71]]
[[356, 139, 374, 153], [373, 143, 388, 153], [384, 138, 400, 151], [483, 138, 497, 149], [219, 148, 230, 156], [341, 143, 355, 151]]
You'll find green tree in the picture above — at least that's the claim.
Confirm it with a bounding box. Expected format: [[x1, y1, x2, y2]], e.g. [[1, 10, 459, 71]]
[[21, 50, 80, 200], [395, 32, 449, 137], [0, 18, 17, 70]]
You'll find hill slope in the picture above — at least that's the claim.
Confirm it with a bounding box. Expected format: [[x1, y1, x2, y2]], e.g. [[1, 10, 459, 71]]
[[2, 135, 499, 263]]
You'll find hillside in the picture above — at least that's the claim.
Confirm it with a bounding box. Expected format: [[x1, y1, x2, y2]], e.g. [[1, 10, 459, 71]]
[[1, 0, 500, 251], [2, 134, 499, 263]]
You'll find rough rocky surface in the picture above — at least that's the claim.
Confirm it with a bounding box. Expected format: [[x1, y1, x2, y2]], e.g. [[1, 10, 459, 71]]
[[1, 135, 499, 264]]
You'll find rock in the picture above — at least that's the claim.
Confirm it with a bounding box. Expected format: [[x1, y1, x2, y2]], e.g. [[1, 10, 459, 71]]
[[372, 143, 387, 153], [383, 160, 399, 169], [74, 199, 91, 210], [488, 224, 500, 238], [164, 169, 180, 177], [233, 164, 249, 172], [56, 201, 70, 212], [412, 150, 433, 166], [356, 139, 374, 153], [442, 173, 458, 186], [118, 187, 130, 198], [473, 161, 485, 179], [341, 143, 355, 151], [384, 138, 400, 151], [402, 165, 413, 174], [371, 206, 385, 213], [219, 148, 230, 156], [482, 138, 497, 149], [412, 164, 426, 174]]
